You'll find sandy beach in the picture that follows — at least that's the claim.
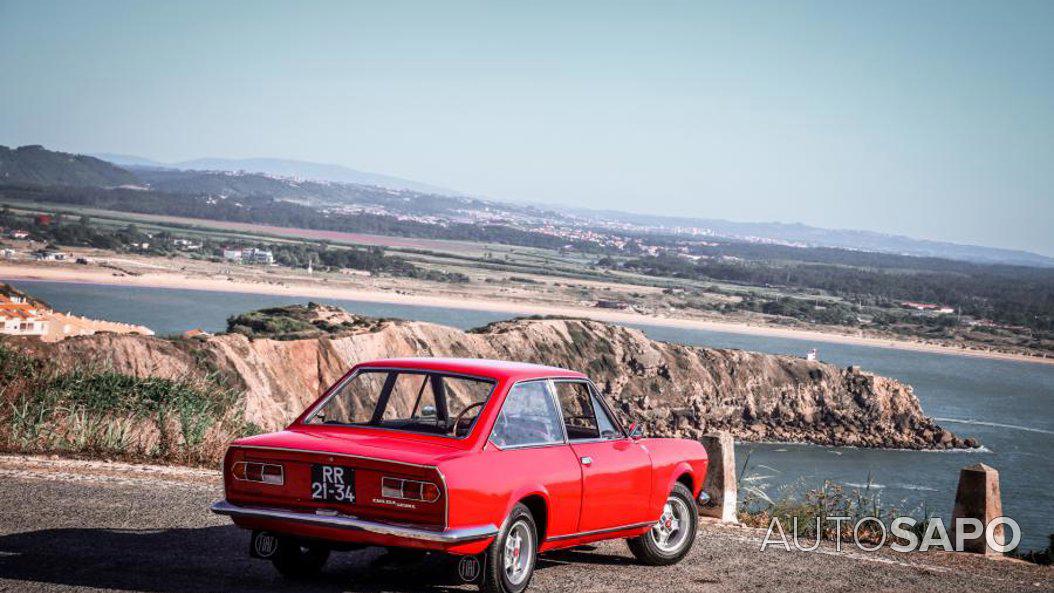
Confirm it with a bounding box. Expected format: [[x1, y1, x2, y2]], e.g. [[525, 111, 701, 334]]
[[4, 262, 1051, 366]]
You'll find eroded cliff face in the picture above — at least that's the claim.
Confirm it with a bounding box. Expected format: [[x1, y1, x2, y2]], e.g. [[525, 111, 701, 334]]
[[30, 309, 969, 449]]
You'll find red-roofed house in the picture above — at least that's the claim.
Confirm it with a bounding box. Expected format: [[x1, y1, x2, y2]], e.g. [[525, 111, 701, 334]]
[[0, 294, 49, 336]]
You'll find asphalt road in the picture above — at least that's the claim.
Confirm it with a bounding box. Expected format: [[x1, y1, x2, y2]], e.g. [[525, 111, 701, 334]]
[[0, 455, 1050, 593]]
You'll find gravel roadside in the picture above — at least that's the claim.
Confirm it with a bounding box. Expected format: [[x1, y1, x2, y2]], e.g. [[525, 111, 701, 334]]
[[0, 455, 1049, 593]]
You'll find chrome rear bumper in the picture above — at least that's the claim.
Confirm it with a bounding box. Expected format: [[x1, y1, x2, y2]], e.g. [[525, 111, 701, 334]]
[[210, 500, 498, 543]]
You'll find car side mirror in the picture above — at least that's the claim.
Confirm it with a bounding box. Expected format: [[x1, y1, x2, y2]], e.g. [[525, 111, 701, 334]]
[[421, 405, 436, 418], [628, 422, 643, 440]]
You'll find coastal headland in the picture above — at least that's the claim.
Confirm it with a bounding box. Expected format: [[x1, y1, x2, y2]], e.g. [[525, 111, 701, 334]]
[[3, 301, 975, 463]]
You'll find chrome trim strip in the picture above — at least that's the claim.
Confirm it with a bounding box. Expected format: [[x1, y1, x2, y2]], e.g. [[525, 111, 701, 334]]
[[561, 436, 625, 445], [547, 379, 571, 444], [546, 520, 655, 542], [489, 440, 567, 451], [585, 380, 630, 437], [211, 500, 497, 543], [436, 467, 450, 529]]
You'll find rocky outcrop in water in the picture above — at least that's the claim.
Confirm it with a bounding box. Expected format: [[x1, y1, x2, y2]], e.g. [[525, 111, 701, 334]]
[[21, 304, 970, 449]]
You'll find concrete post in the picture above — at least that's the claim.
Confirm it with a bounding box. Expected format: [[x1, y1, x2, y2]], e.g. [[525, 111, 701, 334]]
[[950, 463, 1003, 555], [699, 432, 737, 523]]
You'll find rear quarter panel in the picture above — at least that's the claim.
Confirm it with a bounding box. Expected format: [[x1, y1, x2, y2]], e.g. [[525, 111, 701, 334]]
[[640, 438, 708, 518]]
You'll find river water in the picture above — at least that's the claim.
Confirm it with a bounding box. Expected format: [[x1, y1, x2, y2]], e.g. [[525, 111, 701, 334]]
[[9, 279, 1053, 551]]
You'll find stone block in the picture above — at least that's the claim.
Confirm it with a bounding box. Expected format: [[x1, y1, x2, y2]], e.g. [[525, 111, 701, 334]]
[[950, 463, 1003, 555], [699, 432, 737, 523]]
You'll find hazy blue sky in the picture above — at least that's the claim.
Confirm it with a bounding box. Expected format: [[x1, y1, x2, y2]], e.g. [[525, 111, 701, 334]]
[[2, 1, 1051, 255]]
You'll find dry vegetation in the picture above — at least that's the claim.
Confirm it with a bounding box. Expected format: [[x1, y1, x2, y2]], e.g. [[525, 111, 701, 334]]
[[0, 342, 256, 465]]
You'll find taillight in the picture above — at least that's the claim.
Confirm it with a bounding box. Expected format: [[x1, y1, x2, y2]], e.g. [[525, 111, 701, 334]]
[[381, 477, 440, 502], [232, 462, 284, 485]]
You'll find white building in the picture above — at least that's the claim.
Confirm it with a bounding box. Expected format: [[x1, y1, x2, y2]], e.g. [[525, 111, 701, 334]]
[[173, 239, 201, 250], [32, 250, 70, 261], [222, 247, 274, 265], [241, 248, 274, 265], [0, 294, 49, 337]]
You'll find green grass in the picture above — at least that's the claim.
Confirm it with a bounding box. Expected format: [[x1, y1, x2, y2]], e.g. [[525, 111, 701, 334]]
[[0, 343, 248, 464]]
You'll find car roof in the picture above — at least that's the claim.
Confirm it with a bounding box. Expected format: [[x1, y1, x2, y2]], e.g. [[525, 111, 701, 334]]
[[354, 357, 587, 382]]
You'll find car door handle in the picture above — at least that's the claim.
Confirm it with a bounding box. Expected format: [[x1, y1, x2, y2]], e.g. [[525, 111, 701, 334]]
[[580, 456, 592, 466]]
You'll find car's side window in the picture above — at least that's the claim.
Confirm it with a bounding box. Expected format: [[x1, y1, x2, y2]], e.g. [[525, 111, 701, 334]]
[[591, 394, 621, 439], [553, 381, 600, 441], [490, 381, 564, 448]]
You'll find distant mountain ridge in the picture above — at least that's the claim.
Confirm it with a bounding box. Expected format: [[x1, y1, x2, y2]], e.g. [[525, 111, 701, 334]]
[[1, 145, 140, 188], [96, 153, 459, 196], [91, 153, 168, 169], [126, 166, 475, 214]]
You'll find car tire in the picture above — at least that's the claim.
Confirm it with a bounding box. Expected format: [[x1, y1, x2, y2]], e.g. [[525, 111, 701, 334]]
[[481, 503, 538, 593], [627, 482, 698, 566], [271, 537, 330, 579]]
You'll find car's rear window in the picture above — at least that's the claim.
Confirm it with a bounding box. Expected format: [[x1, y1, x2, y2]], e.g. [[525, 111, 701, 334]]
[[304, 370, 495, 438]]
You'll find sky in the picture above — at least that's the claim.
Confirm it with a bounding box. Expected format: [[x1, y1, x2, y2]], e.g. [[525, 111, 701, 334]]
[[1, 1, 1052, 255]]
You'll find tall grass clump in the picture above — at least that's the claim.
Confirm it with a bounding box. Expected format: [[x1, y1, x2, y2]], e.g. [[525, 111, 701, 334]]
[[0, 343, 248, 465], [736, 448, 928, 546]]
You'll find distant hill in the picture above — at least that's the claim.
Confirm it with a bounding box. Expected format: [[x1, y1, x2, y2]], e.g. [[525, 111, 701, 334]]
[[94, 153, 458, 196], [1, 145, 140, 187], [91, 153, 169, 169], [125, 167, 526, 219], [129, 167, 348, 202]]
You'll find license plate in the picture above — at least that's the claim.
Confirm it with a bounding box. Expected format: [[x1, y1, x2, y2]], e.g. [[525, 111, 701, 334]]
[[311, 464, 355, 503]]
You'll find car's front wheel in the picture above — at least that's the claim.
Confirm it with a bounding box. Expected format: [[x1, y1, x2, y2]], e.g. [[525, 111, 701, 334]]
[[481, 503, 538, 593], [271, 536, 330, 579], [627, 482, 698, 565]]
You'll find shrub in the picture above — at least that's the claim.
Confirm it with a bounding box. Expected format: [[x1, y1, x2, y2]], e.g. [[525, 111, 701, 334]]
[[0, 343, 249, 465], [1010, 534, 1053, 565]]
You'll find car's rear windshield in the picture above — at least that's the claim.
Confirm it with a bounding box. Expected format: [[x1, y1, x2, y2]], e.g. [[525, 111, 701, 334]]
[[303, 369, 496, 438]]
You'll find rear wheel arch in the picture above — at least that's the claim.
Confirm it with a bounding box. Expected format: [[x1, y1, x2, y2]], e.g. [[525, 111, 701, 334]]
[[675, 471, 694, 494], [516, 493, 549, 542], [666, 461, 697, 498]]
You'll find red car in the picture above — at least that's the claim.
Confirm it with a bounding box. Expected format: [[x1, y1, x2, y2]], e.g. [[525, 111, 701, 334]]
[[212, 358, 709, 593]]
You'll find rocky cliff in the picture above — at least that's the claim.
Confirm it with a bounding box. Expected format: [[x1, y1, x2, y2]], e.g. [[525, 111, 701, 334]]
[[25, 304, 970, 449]]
